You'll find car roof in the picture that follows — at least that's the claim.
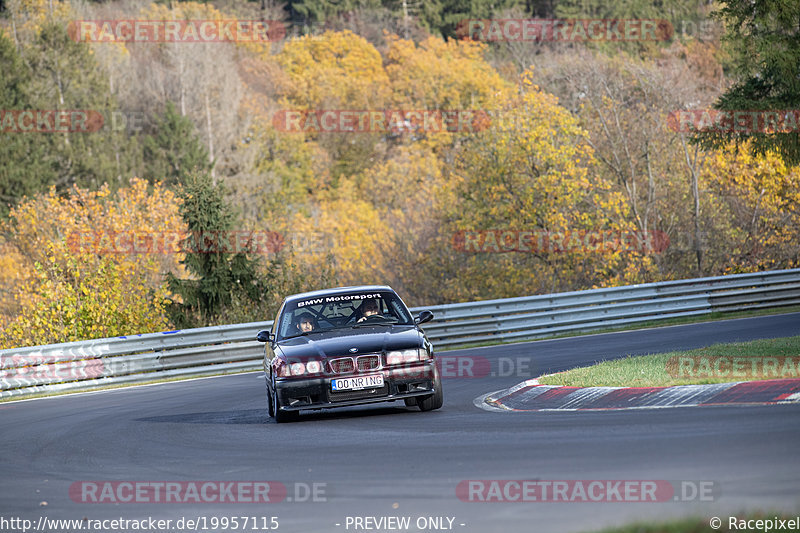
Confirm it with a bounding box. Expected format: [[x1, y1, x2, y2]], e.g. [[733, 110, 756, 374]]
[[283, 285, 396, 303]]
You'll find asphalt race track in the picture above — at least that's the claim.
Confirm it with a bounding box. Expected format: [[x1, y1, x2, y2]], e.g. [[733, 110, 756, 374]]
[[1, 313, 799, 533]]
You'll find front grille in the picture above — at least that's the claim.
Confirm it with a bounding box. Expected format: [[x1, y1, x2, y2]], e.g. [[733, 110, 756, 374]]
[[329, 357, 355, 374], [357, 355, 380, 371], [329, 384, 389, 402]]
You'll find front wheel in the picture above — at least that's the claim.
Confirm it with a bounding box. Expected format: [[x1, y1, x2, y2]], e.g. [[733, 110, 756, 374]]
[[266, 375, 274, 417], [418, 370, 443, 412], [271, 377, 299, 423]]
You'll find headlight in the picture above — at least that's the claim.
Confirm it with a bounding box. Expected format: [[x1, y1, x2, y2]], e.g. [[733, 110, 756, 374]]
[[386, 349, 422, 365], [277, 361, 291, 377], [278, 360, 323, 377]]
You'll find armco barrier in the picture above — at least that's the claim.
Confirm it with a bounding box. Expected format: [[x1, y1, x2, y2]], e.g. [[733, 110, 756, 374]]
[[1, 269, 799, 399]]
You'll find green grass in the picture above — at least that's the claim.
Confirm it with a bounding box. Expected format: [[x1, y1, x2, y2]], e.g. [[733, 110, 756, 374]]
[[538, 335, 800, 388], [589, 511, 800, 533]]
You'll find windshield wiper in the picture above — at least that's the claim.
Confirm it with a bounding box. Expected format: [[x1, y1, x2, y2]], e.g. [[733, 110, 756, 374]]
[[281, 332, 310, 340], [282, 326, 342, 339], [351, 318, 400, 328]]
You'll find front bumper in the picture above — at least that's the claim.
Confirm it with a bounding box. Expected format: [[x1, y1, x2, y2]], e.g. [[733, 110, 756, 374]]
[[273, 361, 438, 412]]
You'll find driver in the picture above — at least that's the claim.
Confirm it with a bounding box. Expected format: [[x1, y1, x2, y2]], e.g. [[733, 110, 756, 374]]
[[295, 313, 316, 333], [357, 298, 381, 323]]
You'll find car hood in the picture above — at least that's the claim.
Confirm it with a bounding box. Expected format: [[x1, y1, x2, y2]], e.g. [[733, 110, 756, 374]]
[[276, 325, 422, 360]]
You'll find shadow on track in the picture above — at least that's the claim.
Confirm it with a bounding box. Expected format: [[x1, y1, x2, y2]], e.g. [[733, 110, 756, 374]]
[[136, 409, 267, 424], [135, 405, 430, 425]]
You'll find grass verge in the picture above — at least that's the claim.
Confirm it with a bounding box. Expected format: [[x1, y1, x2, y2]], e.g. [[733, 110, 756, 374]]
[[538, 335, 800, 388]]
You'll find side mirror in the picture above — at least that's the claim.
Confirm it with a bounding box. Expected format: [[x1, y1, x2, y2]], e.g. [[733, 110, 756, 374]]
[[415, 310, 434, 325], [256, 330, 273, 343]]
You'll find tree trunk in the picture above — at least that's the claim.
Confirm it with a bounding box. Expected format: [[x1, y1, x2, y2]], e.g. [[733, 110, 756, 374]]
[[681, 134, 702, 276], [205, 90, 215, 181]]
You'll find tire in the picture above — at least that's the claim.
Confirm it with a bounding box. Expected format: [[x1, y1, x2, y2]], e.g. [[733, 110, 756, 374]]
[[418, 371, 443, 412], [266, 375, 274, 418], [272, 376, 298, 423]]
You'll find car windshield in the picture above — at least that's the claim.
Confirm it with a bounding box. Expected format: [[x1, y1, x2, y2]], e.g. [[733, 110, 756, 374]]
[[277, 291, 413, 340]]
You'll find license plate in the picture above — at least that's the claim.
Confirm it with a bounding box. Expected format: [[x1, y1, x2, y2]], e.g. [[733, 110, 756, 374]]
[[331, 374, 384, 391]]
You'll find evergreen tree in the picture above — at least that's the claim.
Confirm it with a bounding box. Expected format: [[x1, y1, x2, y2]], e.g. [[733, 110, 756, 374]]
[[23, 22, 138, 191], [437, 0, 524, 38], [0, 33, 55, 216], [693, 0, 800, 166], [142, 101, 211, 186], [166, 171, 274, 328], [288, 0, 382, 28]]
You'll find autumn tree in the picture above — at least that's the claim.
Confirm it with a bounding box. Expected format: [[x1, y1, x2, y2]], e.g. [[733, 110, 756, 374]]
[[533, 48, 726, 278], [428, 73, 643, 302], [385, 34, 507, 111], [352, 144, 448, 303], [700, 147, 800, 273], [0, 179, 182, 348], [276, 30, 391, 178]]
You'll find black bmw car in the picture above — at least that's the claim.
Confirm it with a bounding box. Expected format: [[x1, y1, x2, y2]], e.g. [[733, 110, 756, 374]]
[[256, 285, 443, 422]]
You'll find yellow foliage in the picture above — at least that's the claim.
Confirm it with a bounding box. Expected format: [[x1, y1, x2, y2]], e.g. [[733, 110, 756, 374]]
[[385, 34, 509, 110], [285, 180, 392, 287], [0, 179, 185, 348], [437, 71, 651, 300], [702, 146, 800, 272], [276, 30, 390, 110], [1, 251, 171, 348], [6, 0, 72, 40]]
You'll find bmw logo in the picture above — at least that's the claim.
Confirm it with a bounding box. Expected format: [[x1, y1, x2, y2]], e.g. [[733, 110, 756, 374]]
[[349, 348, 358, 353]]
